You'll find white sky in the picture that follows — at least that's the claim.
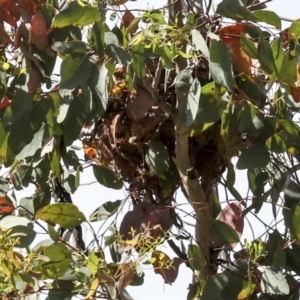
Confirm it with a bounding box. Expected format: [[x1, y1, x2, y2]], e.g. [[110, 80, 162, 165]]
[[8, 1, 300, 300]]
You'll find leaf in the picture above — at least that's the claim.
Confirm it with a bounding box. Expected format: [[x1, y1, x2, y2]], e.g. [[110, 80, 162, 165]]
[[52, 41, 90, 54], [106, 44, 132, 65], [7, 225, 36, 248], [89, 200, 122, 222], [92, 165, 123, 189], [258, 37, 276, 74], [19, 197, 34, 216], [3, 88, 33, 127], [261, 269, 289, 295], [241, 33, 257, 59], [91, 21, 105, 58], [36, 203, 86, 228], [265, 133, 287, 153], [185, 78, 201, 126], [188, 244, 204, 271], [31, 10, 48, 50], [291, 204, 300, 239], [237, 144, 270, 169], [191, 29, 209, 58], [289, 19, 300, 41], [216, 202, 244, 249], [209, 40, 236, 92], [51, 2, 100, 28], [202, 269, 244, 300], [16, 125, 44, 160], [253, 10, 281, 29], [88, 66, 109, 117], [131, 42, 145, 78], [208, 220, 240, 246], [0, 216, 31, 230], [216, 0, 259, 22], [151, 251, 183, 284], [60, 53, 91, 96], [145, 141, 170, 175], [187, 282, 203, 300]]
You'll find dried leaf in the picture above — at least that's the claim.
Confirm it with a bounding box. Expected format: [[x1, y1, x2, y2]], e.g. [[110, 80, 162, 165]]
[[0, 197, 14, 215], [152, 251, 183, 284], [216, 202, 244, 248], [116, 262, 135, 291], [31, 10, 48, 51]]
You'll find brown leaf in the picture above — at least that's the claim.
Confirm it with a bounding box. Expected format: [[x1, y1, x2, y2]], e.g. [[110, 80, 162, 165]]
[[152, 251, 183, 284], [122, 10, 138, 33], [18, 0, 37, 17], [216, 202, 244, 249], [31, 10, 48, 50], [0, 0, 20, 22], [119, 202, 172, 253], [0, 21, 12, 44], [230, 39, 252, 76], [116, 262, 135, 291], [0, 4, 17, 26], [291, 86, 300, 102], [126, 84, 155, 121], [27, 64, 42, 95]]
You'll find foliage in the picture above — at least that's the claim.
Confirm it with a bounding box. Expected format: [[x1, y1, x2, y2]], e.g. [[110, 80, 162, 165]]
[[0, 0, 300, 299]]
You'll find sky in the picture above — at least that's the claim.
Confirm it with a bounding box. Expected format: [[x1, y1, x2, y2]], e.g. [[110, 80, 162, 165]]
[[7, 0, 300, 300]]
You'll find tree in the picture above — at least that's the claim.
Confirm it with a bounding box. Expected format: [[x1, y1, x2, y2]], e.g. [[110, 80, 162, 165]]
[[0, 0, 300, 298]]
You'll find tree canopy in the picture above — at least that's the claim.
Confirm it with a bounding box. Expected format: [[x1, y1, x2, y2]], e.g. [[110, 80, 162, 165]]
[[1, 0, 300, 299]]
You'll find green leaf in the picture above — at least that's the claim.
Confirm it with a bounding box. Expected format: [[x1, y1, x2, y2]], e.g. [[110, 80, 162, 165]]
[[185, 78, 201, 126], [106, 44, 131, 65], [132, 42, 145, 78], [191, 29, 210, 58], [202, 269, 244, 300], [261, 269, 289, 295], [60, 53, 91, 95], [237, 144, 270, 169], [36, 203, 86, 228], [187, 282, 203, 300], [48, 224, 60, 241], [92, 165, 123, 189], [188, 244, 204, 271], [216, 0, 259, 22], [52, 41, 90, 54], [88, 66, 108, 117], [51, 2, 100, 28], [289, 19, 300, 41], [209, 40, 236, 92], [91, 21, 105, 58], [253, 10, 281, 29], [258, 37, 276, 74], [89, 200, 122, 222], [3, 89, 33, 127], [16, 125, 44, 160], [150, 13, 166, 25], [19, 197, 34, 216], [161, 45, 174, 70], [273, 243, 286, 271], [145, 141, 170, 175], [241, 33, 257, 59], [7, 225, 36, 248], [266, 133, 287, 153], [271, 39, 283, 76], [0, 216, 31, 230], [291, 204, 300, 239], [278, 53, 297, 86], [208, 220, 239, 245]]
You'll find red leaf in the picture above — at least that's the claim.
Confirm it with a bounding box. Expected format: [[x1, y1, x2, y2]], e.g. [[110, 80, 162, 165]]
[[0, 95, 10, 109], [119, 202, 172, 252], [216, 202, 244, 248], [219, 24, 246, 46], [152, 251, 183, 284], [31, 10, 48, 50]]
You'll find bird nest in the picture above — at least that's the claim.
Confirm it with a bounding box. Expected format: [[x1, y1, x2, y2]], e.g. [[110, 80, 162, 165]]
[[82, 60, 231, 204]]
